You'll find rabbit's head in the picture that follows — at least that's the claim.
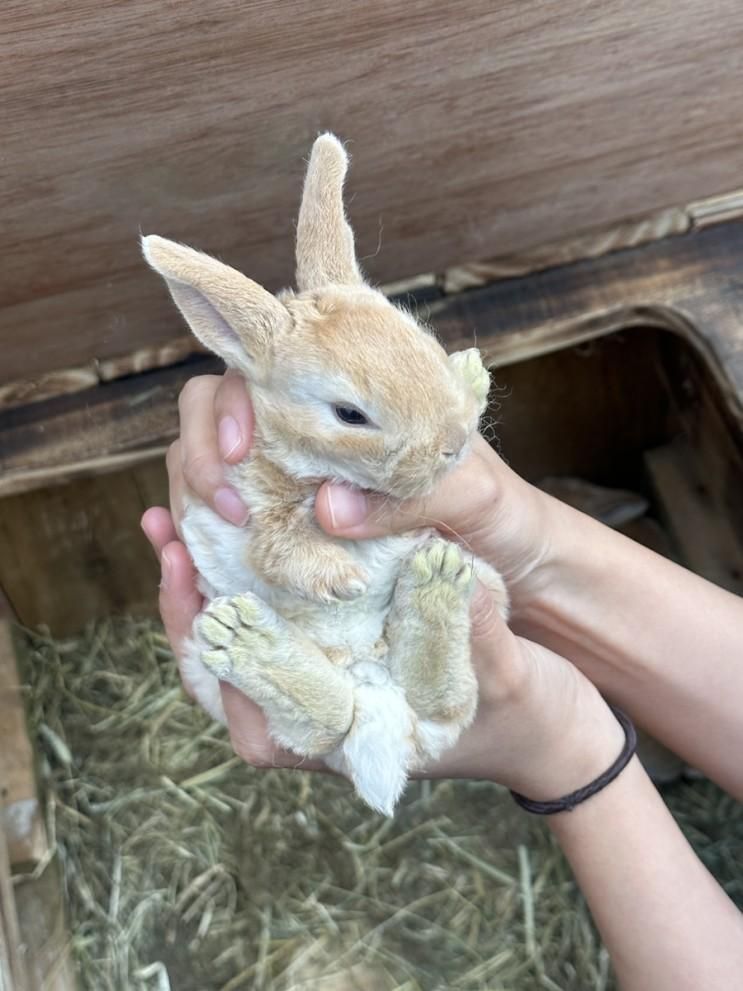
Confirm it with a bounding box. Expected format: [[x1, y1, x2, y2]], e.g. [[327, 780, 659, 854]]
[[143, 134, 489, 499]]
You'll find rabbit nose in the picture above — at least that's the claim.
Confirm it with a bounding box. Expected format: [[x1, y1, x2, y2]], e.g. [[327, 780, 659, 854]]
[[441, 425, 467, 459]]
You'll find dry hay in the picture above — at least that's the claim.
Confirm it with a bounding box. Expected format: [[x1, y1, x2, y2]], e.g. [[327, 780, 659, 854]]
[[13, 619, 743, 991]]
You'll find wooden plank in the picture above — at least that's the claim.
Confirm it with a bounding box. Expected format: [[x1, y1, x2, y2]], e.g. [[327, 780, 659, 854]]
[[428, 221, 743, 424], [5, 1, 743, 384], [645, 441, 743, 596], [0, 819, 28, 991], [0, 356, 221, 497], [0, 462, 168, 634], [0, 623, 46, 868], [3, 220, 743, 501], [491, 330, 674, 489], [442, 207, 691, 292], [0, 627, 76, 991]]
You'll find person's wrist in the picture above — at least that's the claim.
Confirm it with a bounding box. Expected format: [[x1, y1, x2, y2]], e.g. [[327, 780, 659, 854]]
[[497, 641, 627, 801], [505, 489, 598, 635]]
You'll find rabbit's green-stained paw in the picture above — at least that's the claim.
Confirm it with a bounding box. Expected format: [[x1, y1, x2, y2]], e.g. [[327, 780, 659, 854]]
[[385, 537, 477, 725], [195, 594, 276, 680], [409, 538, 474, 614], [450, 348, 491, 408]]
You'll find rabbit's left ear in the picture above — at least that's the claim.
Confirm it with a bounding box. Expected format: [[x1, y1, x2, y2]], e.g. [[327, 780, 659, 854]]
[[142, 235, 290, 379], [295, 133, 365, 291]]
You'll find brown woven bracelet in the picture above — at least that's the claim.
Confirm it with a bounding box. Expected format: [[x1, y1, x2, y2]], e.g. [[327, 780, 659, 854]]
[[510, 707, 637, 815]]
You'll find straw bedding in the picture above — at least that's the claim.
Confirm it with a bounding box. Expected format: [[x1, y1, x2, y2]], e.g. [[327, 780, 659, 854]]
[[14, 619, 743, 991]]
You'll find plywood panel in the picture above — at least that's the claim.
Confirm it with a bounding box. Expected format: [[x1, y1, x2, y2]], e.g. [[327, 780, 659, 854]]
[[0, 462, 168, 634], [4, 0, 743, 384]]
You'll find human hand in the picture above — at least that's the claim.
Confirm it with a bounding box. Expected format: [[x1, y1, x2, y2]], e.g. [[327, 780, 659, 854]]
[[141, 509, 623, 798], [165, 370, 253, 531]]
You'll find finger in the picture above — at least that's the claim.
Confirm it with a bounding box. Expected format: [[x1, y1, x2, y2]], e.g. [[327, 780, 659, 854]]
[[221, 683, 326, 772], [315, 483, 426, 539], [315, 483, 463, 541], [159, 540, 203, 658], [141, 506, 178, 560], [166, 440, 188, 536], [178, 375, 249, 526], [214, 370, 254, 464]]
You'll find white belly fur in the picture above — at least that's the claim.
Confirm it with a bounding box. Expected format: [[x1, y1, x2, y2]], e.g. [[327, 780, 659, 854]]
[[179, 498, 425, 721]]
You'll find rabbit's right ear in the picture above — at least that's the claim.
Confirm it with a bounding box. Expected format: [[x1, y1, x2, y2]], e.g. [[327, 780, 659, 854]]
[[295, 133, 365, 291], [142, 236, 290, 379]]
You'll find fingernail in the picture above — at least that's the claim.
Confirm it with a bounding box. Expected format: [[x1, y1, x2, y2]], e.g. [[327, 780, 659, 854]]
[[161, 548, 172, 590], [218, 416, 243, 461], [215, 487, 249, 526], [326, 486, 369, 530]]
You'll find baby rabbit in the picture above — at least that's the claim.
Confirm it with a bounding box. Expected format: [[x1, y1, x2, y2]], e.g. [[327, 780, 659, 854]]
[[143, 134, 508, 815]]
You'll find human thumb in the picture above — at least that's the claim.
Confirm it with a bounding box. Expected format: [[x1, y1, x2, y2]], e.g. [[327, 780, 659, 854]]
[[315, 482, 430, 539]]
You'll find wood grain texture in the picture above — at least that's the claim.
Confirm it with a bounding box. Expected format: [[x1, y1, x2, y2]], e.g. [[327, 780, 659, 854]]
[[646, 441, 743, 595], [429, 221, 743, 425], [0, 814, 28, 991], [5, 0, 743, 384], [0, 461, 168, 634], [3, 221, 743, 496], [0, 356, 221, 496], [14, 862, 76, 991], [0, 623, 46, 869]]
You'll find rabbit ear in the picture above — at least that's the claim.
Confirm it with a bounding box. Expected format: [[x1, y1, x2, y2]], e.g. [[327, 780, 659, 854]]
[[295, 133, 365, 291], [142, 235, 289, 378]]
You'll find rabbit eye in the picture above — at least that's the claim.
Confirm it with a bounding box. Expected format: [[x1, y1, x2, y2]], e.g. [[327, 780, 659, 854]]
[[333, 403, 370, 426]]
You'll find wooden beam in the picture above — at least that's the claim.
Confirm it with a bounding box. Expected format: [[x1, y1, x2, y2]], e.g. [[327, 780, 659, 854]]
[[3, 220, 743, 500], [429, 220, 743, 424], [0, 355, 221, 498]]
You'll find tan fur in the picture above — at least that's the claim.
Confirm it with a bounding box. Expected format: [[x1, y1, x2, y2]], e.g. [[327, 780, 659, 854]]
[[142, 133, 509, 814], [231, 453, 368, 602], [386, 541, 478, 727], [197, 594, 355, 755], [295, 135, 364, 290]]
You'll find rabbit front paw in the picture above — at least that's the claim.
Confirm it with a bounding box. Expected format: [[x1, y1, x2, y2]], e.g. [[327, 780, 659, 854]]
[[297, 550, 369, 604], [253, 539, 368, 604], [450, 348, 490, 408]]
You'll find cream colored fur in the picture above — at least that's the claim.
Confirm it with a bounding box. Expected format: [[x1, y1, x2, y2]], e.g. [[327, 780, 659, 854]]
[[143, 134, 509, 815]]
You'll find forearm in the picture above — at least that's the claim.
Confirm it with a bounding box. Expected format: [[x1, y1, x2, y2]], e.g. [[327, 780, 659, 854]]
[[514, 495, 743, 798], [549, 757, 743, 991]]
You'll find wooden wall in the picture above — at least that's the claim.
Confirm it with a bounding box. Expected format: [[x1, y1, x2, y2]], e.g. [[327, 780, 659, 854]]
[[5, 0, 743, 388]]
